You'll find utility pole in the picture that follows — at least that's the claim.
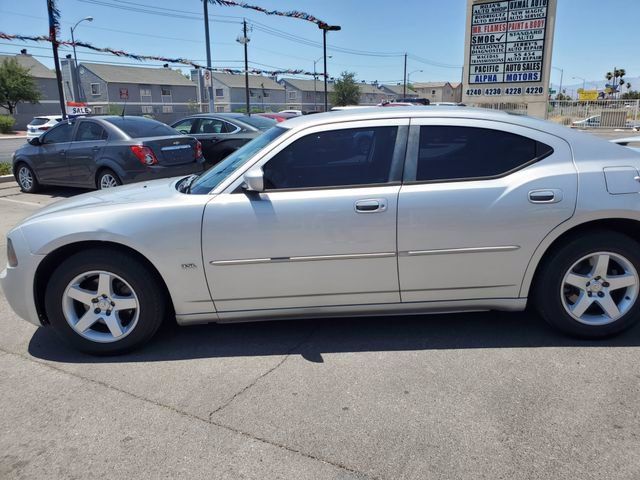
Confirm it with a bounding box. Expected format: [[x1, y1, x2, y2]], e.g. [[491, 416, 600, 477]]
[[70, 16, 93, 102], [319, 24, 341, 112], [203, 0, 215, 113], [403, 53, 407, 98], [237, 19, 250, 115], [47, 0, 67, 119]]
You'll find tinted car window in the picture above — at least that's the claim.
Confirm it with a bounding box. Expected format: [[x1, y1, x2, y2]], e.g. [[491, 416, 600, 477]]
[[238, 115, 276, 131], [173, 118, 196, 134], [42, 122, 74, 144], [196, 118, 227, 134], [75, 122, 108, 141], [416, 126, 553, 182], [29, 117, 49, 126], [263, 126, 398, 190], [104, 117, 177, 138]]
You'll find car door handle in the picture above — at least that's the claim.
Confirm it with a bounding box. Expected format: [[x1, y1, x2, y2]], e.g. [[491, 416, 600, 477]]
[[355, 199, 387, 213], [529, 189, 563, 204]]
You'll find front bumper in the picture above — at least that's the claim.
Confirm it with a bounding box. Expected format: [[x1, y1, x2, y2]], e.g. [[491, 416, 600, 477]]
[[0, 229, 45, 327]]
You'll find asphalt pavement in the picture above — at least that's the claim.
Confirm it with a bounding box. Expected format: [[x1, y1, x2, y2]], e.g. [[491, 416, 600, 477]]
[[0, 131, 639, 479], [0, 138, 26, 164]]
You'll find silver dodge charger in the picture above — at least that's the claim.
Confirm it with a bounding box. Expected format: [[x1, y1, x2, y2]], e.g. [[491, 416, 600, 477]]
[[3, 107, 640, 354]]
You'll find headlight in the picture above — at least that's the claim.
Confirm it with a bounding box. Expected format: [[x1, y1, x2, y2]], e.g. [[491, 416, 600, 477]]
[[7, 238, 17, 267]]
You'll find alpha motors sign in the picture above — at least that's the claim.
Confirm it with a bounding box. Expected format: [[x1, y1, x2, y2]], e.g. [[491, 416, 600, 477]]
[[463, 0, 557, 118]]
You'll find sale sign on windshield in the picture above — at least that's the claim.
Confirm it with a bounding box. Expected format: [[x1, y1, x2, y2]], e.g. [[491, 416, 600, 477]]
[[66, 102, 92, 116]]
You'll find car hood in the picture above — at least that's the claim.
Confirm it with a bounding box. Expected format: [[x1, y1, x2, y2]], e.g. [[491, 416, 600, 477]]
[[23, 176, 187, 222]]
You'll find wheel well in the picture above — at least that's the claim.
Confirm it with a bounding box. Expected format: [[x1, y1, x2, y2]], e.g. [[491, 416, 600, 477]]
[[95, 167, 115, 186], [529, 218, 640, 298], [34, 241, 174, 324]]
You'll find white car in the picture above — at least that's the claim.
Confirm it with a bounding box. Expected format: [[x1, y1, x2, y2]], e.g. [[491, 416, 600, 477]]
[[610, 136, 640, 154], [572, 115, 601, 128], [26, 115, 62, 139]]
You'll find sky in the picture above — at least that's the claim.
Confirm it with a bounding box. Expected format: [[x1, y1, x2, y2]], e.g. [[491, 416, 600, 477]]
[[0, 0, 638, 90]]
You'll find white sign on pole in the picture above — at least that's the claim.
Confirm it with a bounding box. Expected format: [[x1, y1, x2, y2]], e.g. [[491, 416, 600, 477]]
[[203, 70, 212, 88]]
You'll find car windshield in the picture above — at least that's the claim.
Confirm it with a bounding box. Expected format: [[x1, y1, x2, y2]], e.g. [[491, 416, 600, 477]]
[[189, 126, 287, 194], [238, 115, 277, 131], [104, 117, 177, 138]]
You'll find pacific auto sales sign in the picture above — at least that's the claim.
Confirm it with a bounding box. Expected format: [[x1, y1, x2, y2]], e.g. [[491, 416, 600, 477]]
[[469, 0, 549, 85]]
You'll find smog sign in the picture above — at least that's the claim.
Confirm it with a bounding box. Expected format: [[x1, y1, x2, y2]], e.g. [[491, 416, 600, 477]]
[[469, 0, 549, 85]]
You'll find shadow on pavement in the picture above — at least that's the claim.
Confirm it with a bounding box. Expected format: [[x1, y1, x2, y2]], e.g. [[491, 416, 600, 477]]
[[28, 309, 640, 364]]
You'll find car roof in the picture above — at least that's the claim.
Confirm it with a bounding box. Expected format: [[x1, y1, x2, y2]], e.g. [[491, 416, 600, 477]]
[[185, 113, 247, 119]]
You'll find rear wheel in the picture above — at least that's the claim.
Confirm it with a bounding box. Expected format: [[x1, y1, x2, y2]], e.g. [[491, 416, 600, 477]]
[[16, 163, 39, 193], [97, 169, 121, 190], [534, 232, 640, 338], [44, 249, 166, 354]]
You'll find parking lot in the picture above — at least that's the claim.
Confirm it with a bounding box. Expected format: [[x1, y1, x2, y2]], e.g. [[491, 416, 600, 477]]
[[0, 151, 639, 479]]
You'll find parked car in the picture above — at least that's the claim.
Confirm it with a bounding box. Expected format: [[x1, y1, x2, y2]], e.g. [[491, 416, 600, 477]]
[[171, 113, 275, 167], [13, 116, 204, 192], [278, 109, 304, 116], [572, 115, 601, 127], [257, 112, 297, 122], [5, 106, 640, 354], [26, 115, 62, 139], [378, 102, 419, 107], [610, 136, 640, 153], [395, 98, 430, 105]]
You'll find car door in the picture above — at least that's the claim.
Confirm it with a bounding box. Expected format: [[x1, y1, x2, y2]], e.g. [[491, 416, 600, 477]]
[[201, 119, 409, 312], [35, 121, 76, 184], [65, 120, 109, 186], [397, 118, 577, 302], [191, 117, 240, 165]]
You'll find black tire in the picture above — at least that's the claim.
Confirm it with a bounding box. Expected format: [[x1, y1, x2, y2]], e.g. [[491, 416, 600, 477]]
[[534, 231, 640, 338], [44, 249, 166, 355], [15, 162, 40, 193], [97, 169, 122, 190]]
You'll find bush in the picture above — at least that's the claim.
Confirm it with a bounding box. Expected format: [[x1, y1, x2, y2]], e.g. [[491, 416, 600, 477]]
[[0, 163, 11, 175], [0, 115, 15, 134]]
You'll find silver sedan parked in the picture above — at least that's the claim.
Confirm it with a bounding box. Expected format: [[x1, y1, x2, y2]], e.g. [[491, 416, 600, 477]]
[[3, 107, 640, 354]]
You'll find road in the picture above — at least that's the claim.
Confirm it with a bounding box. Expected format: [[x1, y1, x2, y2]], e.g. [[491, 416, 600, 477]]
[[0, 180, 639, 480], [0, 138, 26, 164]]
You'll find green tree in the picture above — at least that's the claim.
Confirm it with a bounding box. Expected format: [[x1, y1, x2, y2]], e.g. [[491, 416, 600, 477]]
[[622, 90, 640, 100], [0, 58, 41, 114], [330, 71, 360, 106]]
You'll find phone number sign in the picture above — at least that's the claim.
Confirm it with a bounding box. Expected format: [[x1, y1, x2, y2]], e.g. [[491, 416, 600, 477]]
[[468, 0, 549, 86]]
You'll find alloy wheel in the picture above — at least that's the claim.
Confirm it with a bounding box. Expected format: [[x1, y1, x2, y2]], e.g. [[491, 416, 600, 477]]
[[561, 252, 639, 326], [100, 173, 119, 189], [18, 166, 33, 190], [62, 270, 140, 343]]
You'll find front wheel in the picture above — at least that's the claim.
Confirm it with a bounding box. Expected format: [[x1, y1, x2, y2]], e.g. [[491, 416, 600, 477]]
[[16, 163, 40, 193], [534, 232, 640, 338], [44, 249, 166, 354]]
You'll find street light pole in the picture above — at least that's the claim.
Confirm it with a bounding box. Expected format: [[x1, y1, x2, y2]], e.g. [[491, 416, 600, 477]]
[[319, 24, 341, 112], [572, 76, 586, 91], [203, 0, 215, 113], [70, 16, 93, 102], [403, 53, 407, 97], [407, 69, 423, 94], [313, 55, 330, 112]]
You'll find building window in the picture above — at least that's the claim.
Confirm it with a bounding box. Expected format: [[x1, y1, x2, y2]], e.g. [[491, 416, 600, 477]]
[[90, 83, 100, 96], [140, 87, 152, 103], [93, 106, 104, 114], [215, 88, 224, 97], [263, 90, 270, 98], [431, 89, 436, 95], [161, 86, 171, 96], [215, 106, 225, 112], [162, 105, 173, 113], [141, 105, 153, 114], [287, 91, 297, 100]]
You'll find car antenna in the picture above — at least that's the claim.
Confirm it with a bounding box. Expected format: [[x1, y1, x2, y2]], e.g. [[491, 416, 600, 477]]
[[121, 96, 127, 117]]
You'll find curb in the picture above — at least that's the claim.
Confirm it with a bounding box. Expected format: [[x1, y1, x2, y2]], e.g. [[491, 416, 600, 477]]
[[0, 135, 27, 140], [0, 175, 15, 184]]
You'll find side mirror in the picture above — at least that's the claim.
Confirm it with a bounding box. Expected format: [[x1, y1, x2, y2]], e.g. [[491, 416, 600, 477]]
[[242, 168, 264, 192], [28, 137, 41, 146]]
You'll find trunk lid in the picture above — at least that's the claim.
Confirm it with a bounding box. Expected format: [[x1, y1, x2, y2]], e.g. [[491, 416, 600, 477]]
[[143, 135, 198, 166]]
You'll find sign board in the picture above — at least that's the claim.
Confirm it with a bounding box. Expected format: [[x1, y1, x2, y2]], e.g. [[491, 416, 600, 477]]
[[462, 0, 557, 118], [66, 102, 91, 116], [203, 70, 212, 88], [119, 88, 129, 100], [578, 89, 599, 101]]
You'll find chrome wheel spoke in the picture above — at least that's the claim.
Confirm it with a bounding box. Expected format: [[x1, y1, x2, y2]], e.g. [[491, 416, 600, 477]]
[[592, 254, 610, 277], [74, 310, 101, 333], [596, 294, 621, 319], [97, 273, 113, 297], [113, 296, 137, 311], [607, 273, 637, 291], [104, 315, 124, 338], [571, 293, 593, 317], [565, 273, 589, 290], [67, 285, 95, 306]]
